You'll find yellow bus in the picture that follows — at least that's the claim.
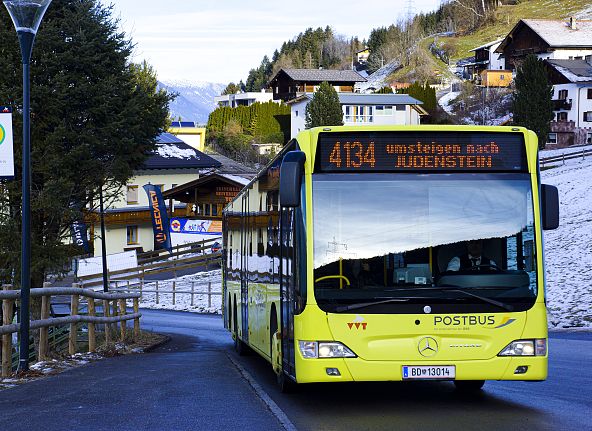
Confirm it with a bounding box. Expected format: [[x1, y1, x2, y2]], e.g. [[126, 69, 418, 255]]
[[222, 125, 559, 392]]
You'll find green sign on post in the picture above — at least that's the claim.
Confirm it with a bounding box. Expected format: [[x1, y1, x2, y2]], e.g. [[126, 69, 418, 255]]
[[0, 106, 14, 179]]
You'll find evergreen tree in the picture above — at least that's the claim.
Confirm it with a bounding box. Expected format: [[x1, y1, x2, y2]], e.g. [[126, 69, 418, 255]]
[[222, 82, 241, 95], [0, 1, 172, 289], [512, 55, 554, 149], [305, 82, 344, 128]]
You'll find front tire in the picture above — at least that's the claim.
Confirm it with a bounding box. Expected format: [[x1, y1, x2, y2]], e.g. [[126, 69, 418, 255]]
[[276, 370, 296, 393]]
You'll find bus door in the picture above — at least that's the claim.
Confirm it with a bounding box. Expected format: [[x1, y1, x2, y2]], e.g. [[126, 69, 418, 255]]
[[279, 207, 296, 378], [240, 192, 249, 344]]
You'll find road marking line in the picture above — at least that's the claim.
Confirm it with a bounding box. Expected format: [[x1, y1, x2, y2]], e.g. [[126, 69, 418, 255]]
[[227, 354, 298, 431]]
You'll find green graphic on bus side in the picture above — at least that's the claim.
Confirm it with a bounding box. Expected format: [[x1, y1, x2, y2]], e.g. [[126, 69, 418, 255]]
[[0, 124, 5, 145]]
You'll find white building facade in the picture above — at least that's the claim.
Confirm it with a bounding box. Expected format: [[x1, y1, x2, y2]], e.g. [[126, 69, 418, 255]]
[[546, 59, 592, 147], [214, 91, 274, 108], [288, 93, 426, 139]]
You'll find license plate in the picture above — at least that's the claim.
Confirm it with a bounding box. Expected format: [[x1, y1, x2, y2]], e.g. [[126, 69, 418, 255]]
[[402, 365, 455, 380]]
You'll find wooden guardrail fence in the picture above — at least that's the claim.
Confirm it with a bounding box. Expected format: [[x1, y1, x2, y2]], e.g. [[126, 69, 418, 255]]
[[540, 148, 591, 168], [0, 284, 141, 377], [76, 237, 222, 290]]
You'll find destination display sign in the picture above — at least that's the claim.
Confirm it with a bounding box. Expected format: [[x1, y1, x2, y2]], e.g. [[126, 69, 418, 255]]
[[316, 131, 527, 172]]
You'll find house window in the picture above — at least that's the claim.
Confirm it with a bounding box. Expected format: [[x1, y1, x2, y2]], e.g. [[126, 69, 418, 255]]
[[126, 185, 138, 204], [126, 226, 138, 245], [584, 111, 592, 122], [212, 205, 218, 216], [344, 105, 373, 123], [295, 110, 298, 117], [547, 133, 557, 144], [588, 89, 592, 100], [396, 105, 405, 111], [204, 203, 210, 216], [587, 133, 592, 144], [558, 89, 568, 100], [500, 74, 505, 80], [557, 112, 568, 121], [375, 106, 393, 115]]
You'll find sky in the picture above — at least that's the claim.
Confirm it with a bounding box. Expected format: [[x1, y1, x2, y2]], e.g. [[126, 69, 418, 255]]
[[104, 0, 442, 85]]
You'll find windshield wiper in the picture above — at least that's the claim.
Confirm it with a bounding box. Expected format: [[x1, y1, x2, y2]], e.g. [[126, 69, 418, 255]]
[[334, 298, 410, 313], [443, 288, 514, 311]]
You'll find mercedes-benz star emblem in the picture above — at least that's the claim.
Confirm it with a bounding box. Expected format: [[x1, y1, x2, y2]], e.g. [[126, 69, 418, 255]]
[[418, 336, 439, 357]]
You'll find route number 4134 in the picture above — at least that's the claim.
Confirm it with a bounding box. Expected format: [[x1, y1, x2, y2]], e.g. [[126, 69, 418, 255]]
[[329, 141, 376, 169]]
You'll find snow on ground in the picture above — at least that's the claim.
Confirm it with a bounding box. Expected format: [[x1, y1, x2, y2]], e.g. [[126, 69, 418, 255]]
[[438, 91, 460, 114], [542, 154, 592, 329], [139, 269, 222, 314]]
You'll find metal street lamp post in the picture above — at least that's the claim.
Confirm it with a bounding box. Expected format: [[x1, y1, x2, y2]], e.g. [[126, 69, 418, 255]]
[[3, 0, 52, 372]]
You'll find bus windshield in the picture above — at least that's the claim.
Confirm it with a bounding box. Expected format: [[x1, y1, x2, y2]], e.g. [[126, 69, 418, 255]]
[[312, 173, 537, 314]]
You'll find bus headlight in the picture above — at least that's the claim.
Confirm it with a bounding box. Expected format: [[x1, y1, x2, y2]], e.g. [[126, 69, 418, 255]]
[[298, 341, 357, 358], [498, 339, 546, 356]]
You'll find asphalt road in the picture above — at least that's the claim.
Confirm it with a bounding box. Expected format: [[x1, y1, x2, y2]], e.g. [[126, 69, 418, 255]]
[[1, 310, 590, 431]]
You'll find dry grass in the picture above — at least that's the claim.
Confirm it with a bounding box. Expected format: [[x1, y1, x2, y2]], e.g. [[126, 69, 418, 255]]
[[444, 0, 592, 61]]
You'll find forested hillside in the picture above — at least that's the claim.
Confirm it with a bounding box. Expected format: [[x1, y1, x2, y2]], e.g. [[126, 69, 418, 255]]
[[232, 0, 592, 92], [242, 26, 365, 92]]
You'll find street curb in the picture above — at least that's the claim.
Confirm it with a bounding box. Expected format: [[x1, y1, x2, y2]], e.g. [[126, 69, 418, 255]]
[[143, 334, 172, 352], [227, 353, 298, 431]]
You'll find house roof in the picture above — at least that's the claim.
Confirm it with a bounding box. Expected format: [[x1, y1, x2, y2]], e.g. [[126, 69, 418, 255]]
[[142, 133, 222, 170], [162, 172, 249, 202], [287, 93, 423, 106], [469, 38, 504, 52], [207, 153, 258, 176], [338, 93, 423, 105], [497, 19, 592, 52], [546, 59, 592, 83], [271, 68, 367, 83]]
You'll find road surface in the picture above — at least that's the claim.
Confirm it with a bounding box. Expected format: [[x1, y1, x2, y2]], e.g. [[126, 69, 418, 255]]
[[1, 310, 590, 431]]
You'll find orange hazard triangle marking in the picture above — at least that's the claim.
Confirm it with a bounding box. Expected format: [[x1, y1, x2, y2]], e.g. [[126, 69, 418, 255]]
[[362, 323, 367, 330], [347, 323, 354, 329], [355, 323, 361, 329]]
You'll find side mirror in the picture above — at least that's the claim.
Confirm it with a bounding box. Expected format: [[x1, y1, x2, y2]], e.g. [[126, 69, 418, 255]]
[[541, 184, 559, 230], [279, 151, 306, 207]]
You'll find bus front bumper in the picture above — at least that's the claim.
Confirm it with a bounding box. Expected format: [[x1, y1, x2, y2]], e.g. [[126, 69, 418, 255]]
[[294, 355, 547, 383]]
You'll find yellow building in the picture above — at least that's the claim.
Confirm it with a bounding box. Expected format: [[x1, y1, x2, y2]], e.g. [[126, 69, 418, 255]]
[[89, 133, 221, 255], [480, 69, 512, 87], [168, 121, 206, 152]]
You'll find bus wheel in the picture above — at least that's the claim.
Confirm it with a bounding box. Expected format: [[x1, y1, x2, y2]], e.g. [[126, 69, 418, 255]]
[[277, 370, 296, 393], [233, 302, 248, 356], [234, 335, 248, 356], [454, 380, 485, 392]]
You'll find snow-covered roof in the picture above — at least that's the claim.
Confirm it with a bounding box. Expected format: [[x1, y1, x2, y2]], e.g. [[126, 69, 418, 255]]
[[499, 19, 592, 50], [546, 59, 592, 83], [143, 133, 221, 170], [469, 38, 504, 52], [219, 173, 251, 186]]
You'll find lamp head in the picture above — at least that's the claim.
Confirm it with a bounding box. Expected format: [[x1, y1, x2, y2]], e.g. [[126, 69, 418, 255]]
[[3, 0, 51, 34]]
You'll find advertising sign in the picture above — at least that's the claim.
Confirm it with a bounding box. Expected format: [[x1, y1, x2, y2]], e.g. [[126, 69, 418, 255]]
[[0, 106, 15, 179], [170, 218, 222, 235], [70, 221, 90, 253], [143, 184, 172, 252]]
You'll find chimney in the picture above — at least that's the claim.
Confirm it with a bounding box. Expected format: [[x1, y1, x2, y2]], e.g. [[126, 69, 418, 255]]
[[569, 17, 577, 30]]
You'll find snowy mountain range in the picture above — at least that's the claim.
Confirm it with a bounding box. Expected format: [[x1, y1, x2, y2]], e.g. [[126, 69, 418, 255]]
[[159, 80, 226, 125]]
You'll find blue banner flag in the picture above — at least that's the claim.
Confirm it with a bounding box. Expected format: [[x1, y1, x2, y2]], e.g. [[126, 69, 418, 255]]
[[70, 221, 90, 253], [143, 184, 172, 253]]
